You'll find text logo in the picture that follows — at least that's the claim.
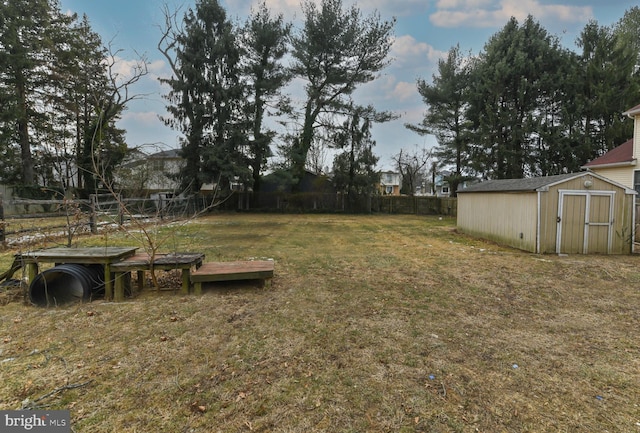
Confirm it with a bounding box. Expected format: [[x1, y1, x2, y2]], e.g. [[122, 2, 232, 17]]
[[0, 411, 70, 432]]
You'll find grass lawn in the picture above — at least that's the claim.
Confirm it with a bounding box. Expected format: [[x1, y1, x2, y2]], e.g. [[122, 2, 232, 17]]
[[0, 213, 638, 432]]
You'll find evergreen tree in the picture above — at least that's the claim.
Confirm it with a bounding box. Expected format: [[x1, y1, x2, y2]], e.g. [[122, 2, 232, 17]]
[[240, 2, 291, 192], [48, 14, 128, 193], [534, 49, 587, 175], [289, 0, 394, 190], [468, 16, 564, 179], [407, 45, 473, 195], [0, 1, 132, 191], [0, 0, 54, 184], [332, 109, 379, 210], [161, 0, 248, 193], [577, 21, 637, 159], [615, 6, 640, 69]]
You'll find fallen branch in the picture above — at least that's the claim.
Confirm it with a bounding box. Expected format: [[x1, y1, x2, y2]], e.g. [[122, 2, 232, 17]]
[[21, 379, 94, 410]]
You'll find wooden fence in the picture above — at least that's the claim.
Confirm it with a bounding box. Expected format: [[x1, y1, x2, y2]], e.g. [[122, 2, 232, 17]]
[[0, 193, 206, 245], [0, 191, 458, 246], [224, 191, 458, 216]]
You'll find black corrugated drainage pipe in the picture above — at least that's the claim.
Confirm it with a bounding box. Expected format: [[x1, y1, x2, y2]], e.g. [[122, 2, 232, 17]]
[[29, 264, 105, 307]]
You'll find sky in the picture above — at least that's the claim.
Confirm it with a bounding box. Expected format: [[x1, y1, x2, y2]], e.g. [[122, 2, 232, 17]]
[[58, 0, 639, 171]]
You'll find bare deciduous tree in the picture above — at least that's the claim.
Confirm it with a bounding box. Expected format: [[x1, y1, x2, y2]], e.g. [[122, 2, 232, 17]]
[[392, 145, 432, 196]]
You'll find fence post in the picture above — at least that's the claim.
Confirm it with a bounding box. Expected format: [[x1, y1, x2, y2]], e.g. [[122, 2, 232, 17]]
[[0, 193, 4, 243], [89, 194, 97, 234], [117, 194, 124, 226]]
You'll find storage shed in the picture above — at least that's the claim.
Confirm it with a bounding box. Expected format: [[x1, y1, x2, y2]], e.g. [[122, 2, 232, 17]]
[[457, 172, 636, 254]]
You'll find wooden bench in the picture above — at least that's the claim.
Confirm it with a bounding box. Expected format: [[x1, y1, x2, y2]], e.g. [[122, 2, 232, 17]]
[[190, 260, 274, 294], [111, 252, 204, 301]]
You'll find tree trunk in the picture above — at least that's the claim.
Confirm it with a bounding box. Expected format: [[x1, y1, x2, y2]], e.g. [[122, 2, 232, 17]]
[[16, 69, 34, 185]]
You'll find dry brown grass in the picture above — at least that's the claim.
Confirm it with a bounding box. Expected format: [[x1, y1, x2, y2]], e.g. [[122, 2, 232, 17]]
[[0, 213, 639, 432]]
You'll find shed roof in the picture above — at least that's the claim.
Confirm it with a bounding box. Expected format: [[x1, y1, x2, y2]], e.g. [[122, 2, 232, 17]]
[[458, 172, 587, 193], [582, 138, 634, 168]]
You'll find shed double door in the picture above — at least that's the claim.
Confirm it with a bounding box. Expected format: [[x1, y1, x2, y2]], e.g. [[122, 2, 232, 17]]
[[556, 191, 614, 254]]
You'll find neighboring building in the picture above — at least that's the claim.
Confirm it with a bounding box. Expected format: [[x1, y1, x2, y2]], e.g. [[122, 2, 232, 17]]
[[457, 172, 635, 254], [380, 171, 401, 195], [115, 148, 184, 195], [432, 171, 479, 197], [582, 104, 640, 195], [433, 171, 452, 197]]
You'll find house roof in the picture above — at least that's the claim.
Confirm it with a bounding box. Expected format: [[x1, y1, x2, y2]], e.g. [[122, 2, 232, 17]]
[[458, 173, 587, 193], [623, 104, 640, 117], [149, 149, 181, 159], [582, 139, 634, 168]]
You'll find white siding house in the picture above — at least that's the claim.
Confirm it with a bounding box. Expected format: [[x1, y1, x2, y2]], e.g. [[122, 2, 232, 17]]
[[582, 104, 640, 195]]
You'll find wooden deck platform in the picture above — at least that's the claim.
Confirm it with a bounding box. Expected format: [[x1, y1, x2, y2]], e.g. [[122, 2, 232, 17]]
[[190, 260, 274, 294]]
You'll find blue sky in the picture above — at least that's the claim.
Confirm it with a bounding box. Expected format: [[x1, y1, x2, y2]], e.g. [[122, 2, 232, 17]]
[[59, 0, 639, 171]]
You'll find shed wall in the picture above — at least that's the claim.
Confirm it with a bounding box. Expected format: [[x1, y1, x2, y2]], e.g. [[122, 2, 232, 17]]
[[458, 175, 634, 254], [537, 176, 633, 254], [457, 192, 538, 252]]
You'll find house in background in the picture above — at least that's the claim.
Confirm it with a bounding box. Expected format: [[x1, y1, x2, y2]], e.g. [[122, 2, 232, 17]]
[[380, 171, 401, 195], [432, 170, 479, 197], [115, 148, 184, 195], [582, 104, 640, 195], [433, 171, 452, 197]]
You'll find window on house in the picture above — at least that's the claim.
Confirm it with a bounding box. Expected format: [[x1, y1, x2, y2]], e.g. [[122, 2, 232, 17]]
[[151, 159, 164, 171], [442, 186, 449, 194], [385, 186, 393, 194]]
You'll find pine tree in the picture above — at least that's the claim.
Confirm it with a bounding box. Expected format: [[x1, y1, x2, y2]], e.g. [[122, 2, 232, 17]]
[[240, 2, 291, 192], [407, 45, 473, 195], [332, 109, 379, 210], [0, 0, 53, 184], [161, 0, 248, 193], [468, 16, 564, 179], [289, 0, 394, 190], [577, 21, 638, 159]]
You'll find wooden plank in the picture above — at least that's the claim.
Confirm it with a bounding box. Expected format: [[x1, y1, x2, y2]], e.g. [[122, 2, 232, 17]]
[[111, 253, 204, 271], [190, 261, 274, 282], [191, 261, 274, 294], [20, 247, 138, 263]]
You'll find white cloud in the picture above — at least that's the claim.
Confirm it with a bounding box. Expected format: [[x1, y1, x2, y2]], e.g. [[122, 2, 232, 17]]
[[122, 111, 161, 125], [391, 35, 446, 67], [257, 0, 307, 21], [392, 81, 418, 102], [436, 0, 493, 8], [147, 59, 165, 75], [357, 74, 420, 106], [362, 0, 431, 17], [106, 56, 148, 83], [430, 0, 593, 28], [237, 0, 424, 23], [403, 105, 427, 125]]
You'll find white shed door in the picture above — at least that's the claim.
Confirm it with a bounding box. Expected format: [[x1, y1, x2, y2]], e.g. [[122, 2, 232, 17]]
[[556, 191, 614, 254]]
